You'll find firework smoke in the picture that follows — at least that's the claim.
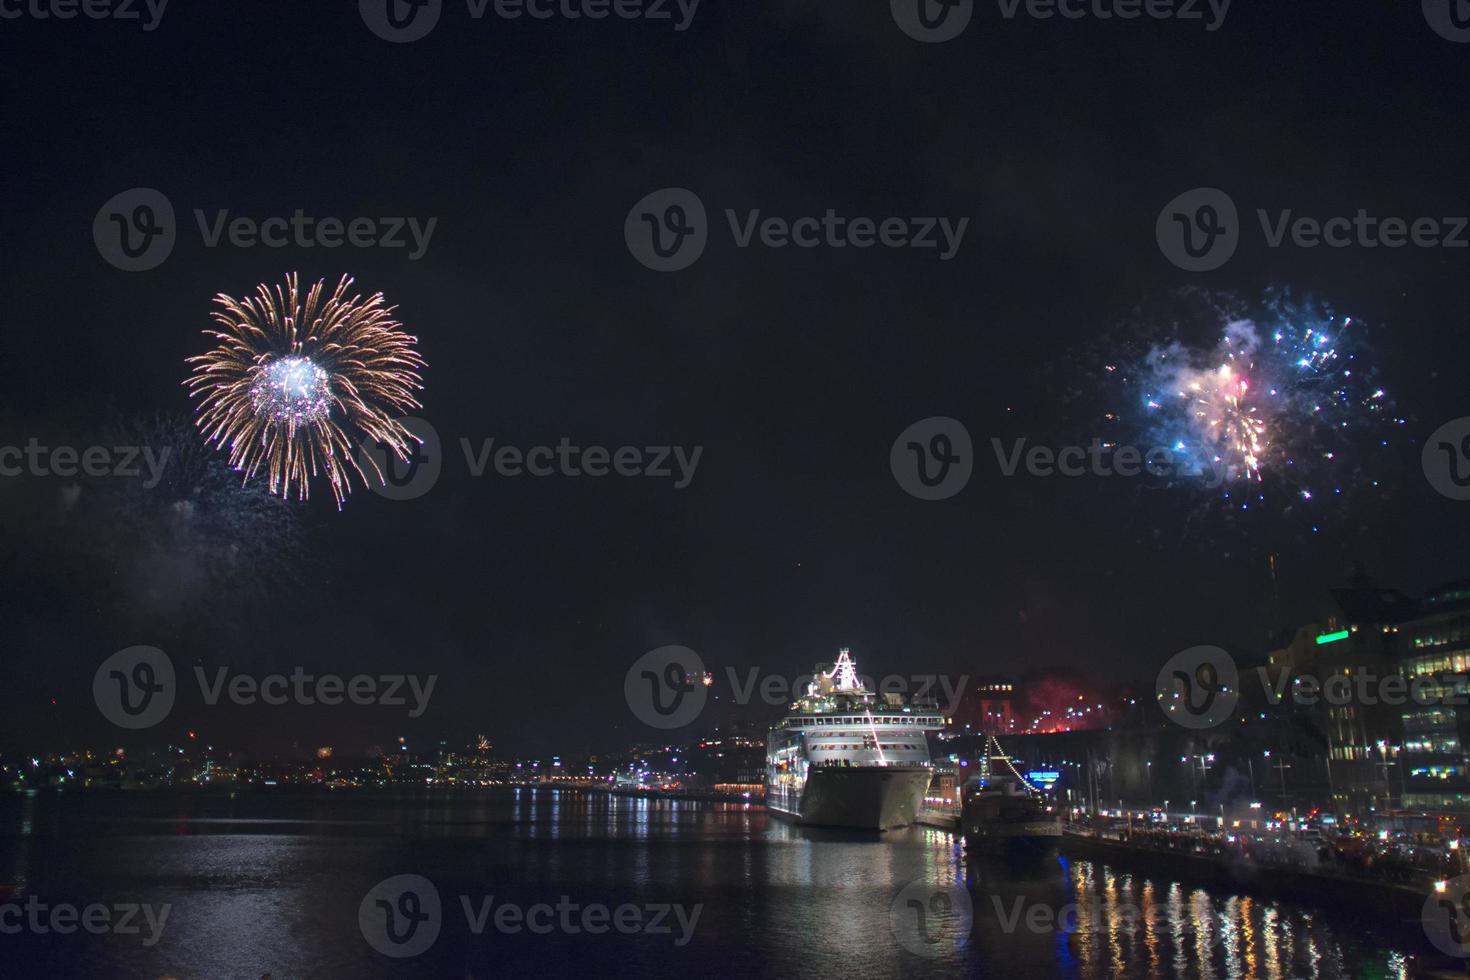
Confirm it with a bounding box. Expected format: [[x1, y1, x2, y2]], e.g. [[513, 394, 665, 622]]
[[0, 413, 307, 629], [185, 274, 425, 506]]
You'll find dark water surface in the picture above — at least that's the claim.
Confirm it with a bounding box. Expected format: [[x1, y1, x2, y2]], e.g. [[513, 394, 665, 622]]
[[0, 790, 1434, 978]]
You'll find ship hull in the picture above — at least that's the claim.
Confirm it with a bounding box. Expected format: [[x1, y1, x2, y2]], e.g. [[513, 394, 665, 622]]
[[963, 819, 1062, 854], [768, 766, 932, 831]]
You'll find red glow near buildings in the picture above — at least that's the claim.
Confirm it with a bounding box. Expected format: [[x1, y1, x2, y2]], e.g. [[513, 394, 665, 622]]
[[1020, 673, 1120, 734]]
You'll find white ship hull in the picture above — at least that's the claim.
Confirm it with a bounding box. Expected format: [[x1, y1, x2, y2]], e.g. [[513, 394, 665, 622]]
[[766, 766, 933, 830]]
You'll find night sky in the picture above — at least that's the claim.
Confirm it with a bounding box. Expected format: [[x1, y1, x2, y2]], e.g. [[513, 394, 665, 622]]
[[4, 0, 1470, 755]]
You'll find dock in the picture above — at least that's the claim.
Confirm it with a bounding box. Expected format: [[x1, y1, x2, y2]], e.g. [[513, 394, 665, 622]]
[[1058, 827, 1437, 906], [916, 805, 960, 831]]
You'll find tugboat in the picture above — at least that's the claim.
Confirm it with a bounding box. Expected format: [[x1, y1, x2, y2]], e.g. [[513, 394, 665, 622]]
[[765, 649, 943, 830], [961, 735, 1061, 853]]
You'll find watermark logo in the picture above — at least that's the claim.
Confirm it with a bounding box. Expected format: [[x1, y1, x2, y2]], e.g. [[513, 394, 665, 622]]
[[360, 416, 443, 501], [1156, 187, 1238, 272], [1156, 645, 1238, 729], [991, 438, 1224, 486], [625, 188, 708, 271], [889, 881, 972, 958], [360, 875, 443, 958], [93, 188, 437, 271], [891, 417, 973, 500], [1160, 189, 1470, 270], [363, 0, 698, 39], [891, 0, 973, 43], [360, 0, 444, 42], [1424, 418, 1470, 501], [93, 646, 175, 730], [360, 875, 700, 956], [358, 421, 704, 502], [93, 188, 176, 272], [1424, 0, 1470, 43], [624, 645, 707, 729], [1424, 874, 1470, 956], [94, 648, 437, 729], [626, 190, 968, 271]]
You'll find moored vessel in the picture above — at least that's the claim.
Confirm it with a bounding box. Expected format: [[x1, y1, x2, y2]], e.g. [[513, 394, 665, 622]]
[[962, 735, 1061, 853], [765, 649, 943, 830]]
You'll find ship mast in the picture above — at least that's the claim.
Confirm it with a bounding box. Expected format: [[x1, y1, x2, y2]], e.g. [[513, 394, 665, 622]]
[[984, 733, 1041, 794], [829, 648, 861, 691]]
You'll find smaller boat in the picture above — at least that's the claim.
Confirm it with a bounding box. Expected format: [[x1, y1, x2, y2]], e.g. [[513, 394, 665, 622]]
[[961, 737, 1061, 854]]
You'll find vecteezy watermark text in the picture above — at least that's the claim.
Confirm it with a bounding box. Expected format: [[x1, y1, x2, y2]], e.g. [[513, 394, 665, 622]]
[[461, 438, 702, 488], [890, 0, 1229, 44], [195, 667, 436, 718], [0, 897, 170, 946], [995, 0, 1229, 29], [622, 646, 965, 730], [193, 210, 436, 259], [359, 875, 701, 958], [0, 440, 170, 487], [359, 0, 701, 43], [890, 416, 1232, 503], [94, 188, 437, 272], [94, 647, 437, 730], [625, 189, 968, 271], [0, 0, 168, 30], [356, 418, 705, 501], [991, 437, 1226, 486], [1158, 187, 1470, 272], [1156, 643, 1470, 730], [990, 894, 1199, 936]]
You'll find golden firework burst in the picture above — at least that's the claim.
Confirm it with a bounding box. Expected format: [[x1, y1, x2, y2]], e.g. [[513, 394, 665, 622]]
[[185, 273, 425, 506]]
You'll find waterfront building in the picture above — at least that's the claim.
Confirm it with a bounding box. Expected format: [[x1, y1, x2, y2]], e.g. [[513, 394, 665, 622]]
[[948, 677, 1018, 735], [1397, 581, 1470, 809], [1264, 586, 1408, 816]]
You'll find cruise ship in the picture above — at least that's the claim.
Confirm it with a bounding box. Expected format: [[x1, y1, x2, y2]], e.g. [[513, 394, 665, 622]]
[[765, 649, 944, 830]]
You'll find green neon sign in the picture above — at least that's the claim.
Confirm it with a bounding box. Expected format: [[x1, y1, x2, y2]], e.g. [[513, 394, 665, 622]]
[[1315, 629, 1351, 645]]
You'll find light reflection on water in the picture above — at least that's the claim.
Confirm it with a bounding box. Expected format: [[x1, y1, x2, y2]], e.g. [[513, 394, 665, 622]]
[[1023, 856, 1413, 980], [0, 791, 1426, 979]]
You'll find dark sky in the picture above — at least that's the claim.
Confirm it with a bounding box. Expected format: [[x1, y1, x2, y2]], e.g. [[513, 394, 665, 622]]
[[4, 0, 1470, 756]]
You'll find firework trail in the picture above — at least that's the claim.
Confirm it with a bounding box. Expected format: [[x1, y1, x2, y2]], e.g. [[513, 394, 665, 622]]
[[185, 274, 425, 506]]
